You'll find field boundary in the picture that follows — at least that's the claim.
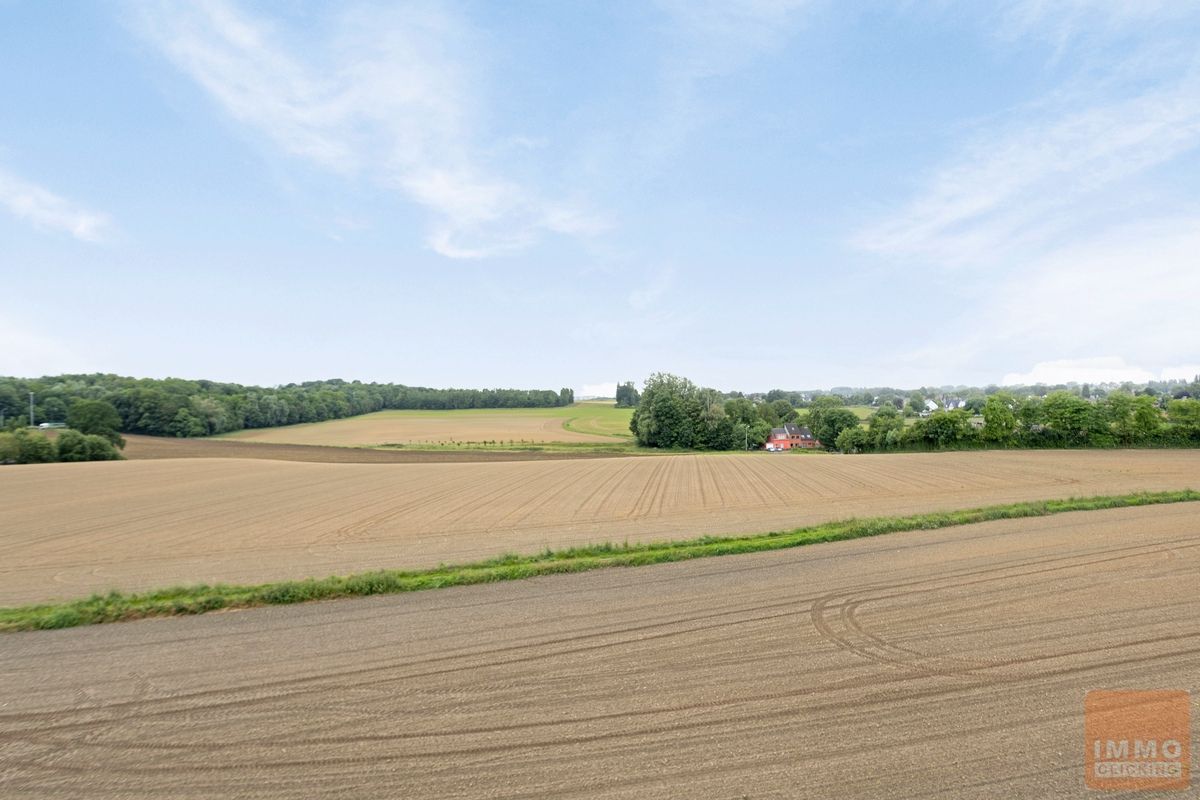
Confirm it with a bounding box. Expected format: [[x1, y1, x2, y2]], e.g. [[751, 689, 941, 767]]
[[2, 490, 1196, 632]]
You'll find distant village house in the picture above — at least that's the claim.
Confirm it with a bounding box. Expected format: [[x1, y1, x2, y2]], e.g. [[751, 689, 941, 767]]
[[764, 423, 820, 451]]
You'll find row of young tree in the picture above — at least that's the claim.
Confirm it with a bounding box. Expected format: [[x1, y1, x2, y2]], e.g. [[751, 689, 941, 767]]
[[836, 391, 1200, 452], [0, 375, 575, 438], [628, 374, 1200, 452]]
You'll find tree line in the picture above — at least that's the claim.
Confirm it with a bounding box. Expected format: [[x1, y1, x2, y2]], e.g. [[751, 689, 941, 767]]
[[0, 374, 575, 438], [628, 373, 1200, 453], [836, 391, 1200, 453]]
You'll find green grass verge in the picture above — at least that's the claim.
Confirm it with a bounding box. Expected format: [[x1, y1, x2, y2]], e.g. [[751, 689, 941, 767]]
[[2, 490, 1195, 633]]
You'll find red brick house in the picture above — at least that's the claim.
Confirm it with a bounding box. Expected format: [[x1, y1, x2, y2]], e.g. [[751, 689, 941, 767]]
[[765, 423, 821, 450]]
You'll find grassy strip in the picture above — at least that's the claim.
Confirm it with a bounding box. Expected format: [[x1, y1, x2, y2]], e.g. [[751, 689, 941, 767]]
[[2, 490, 1196, 632]]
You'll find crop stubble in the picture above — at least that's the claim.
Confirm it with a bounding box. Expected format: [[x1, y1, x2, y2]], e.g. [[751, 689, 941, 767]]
[[2, 449, 1198, 605]]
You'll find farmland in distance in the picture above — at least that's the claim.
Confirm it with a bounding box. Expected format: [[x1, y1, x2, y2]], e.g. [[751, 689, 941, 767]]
[[216, 400, 634, 450]]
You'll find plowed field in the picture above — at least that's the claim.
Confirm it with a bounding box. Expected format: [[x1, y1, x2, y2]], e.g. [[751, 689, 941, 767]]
[[2, 503, 1197, 798], [2, 449, 1197, 605]]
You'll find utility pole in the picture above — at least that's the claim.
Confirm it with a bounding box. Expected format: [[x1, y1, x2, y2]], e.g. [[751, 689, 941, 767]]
[[29, 391, 34, 427]]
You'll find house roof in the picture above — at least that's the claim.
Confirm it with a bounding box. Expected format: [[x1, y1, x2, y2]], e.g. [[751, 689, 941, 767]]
[[772, 423, 814, 438]]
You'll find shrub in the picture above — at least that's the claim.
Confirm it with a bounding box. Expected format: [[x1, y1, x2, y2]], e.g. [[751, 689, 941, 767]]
[[55, 430, 90, 462], [0, 432, 17, 464], [15, 430, 56, 464], [56, 430, 123, 462]]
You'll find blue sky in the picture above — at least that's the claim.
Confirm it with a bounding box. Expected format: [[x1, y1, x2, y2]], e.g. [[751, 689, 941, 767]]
[[2, 1, 1199, 395]]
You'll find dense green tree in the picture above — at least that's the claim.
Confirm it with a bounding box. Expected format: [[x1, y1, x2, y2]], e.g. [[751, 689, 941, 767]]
[[1167, 399, 1200, 441], [15, 430, 55, 463], [41, 396, 68, 422], [630, 373, 697, 448], [55, 430, 122, 462], [54, 429, 90, 461], [0, 431, 17, 463], [910, 410, 975, 449], [905, 391, 925, 416], [867, 405, 905, 449], [835, 426, 869, 453], [723, 397, 758, 427], [615, 382, 640, 407], [1042, 392, 1111, 447], [1106, 393, 1163, 445], [2, 374, 576, 439], [67, 399, 125, 447], [981, 393, 1017, 444], [809, 408, 860, 450], [770, 399, 798, 424]]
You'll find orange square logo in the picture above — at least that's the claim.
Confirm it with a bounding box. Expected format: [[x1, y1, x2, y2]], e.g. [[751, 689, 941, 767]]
[[1085, 690, 1191, 791]]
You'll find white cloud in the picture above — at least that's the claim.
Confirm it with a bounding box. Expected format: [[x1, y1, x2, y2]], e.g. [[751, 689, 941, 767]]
[[1160, 364, 1200, 381], [0, 167, 111, 242], [1001, 357, 1155, 386], [889, 215, 1200, 386], [131, 0, 601, 258], [988, 216, 1200, 362], [580, 382, 617, 399]]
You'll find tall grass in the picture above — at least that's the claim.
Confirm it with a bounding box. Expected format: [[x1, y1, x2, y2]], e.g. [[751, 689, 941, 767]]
[[2, 490, 1195, 632]]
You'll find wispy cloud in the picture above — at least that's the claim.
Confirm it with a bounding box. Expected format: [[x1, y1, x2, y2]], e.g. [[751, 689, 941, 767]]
[[996, 0, 1194, 53], [658, 0, 812, 78], [130, 0, 601, 258], [0, 167, 111, 242], [640, 0, 812, 161], [854, 72, 1200, 265], [856, 3, 1200, 268]]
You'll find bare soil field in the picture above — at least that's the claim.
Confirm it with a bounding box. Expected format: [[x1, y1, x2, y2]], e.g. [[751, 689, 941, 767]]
[[2, 450, 1197, 606], [2, 503, 1196, 798], [217, 406, 628, 447], [120, 434, 626, 463]]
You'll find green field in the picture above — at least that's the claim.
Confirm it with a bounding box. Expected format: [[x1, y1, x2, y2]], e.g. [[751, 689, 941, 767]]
[[562, 400, 635, 437]]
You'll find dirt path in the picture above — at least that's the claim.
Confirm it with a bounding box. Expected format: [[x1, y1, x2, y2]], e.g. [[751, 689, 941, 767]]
[[2, 504, 1196, 798], [2, 449, 1198, 605]]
